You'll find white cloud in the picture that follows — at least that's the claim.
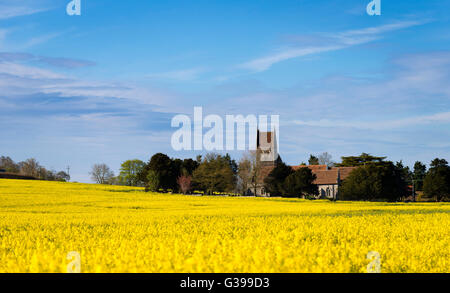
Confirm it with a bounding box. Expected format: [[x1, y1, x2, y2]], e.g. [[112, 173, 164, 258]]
[[146, 68, 207, 81], [292, 112, 450, 130], [0, 62, 66, 79], [338, 20, 426, 38], [0, 0, 50, 20], [0, 55, 182, 111], [239, 20, 426, 72], [0, 6, 48, 19], [239, 45, 344, 72], [0, 28, 9, 49], [19, 32, 63, 49]]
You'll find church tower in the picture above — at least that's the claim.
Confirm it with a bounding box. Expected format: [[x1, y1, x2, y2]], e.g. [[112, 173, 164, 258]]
[[257, 130, 280, 167]]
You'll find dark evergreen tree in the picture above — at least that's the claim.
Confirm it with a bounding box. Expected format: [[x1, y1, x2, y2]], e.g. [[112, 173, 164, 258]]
[[264, 161, 294, 196], [340, 162, 408, 201], [308, 155, 319, 165], [413, 161, 427, 191], [335, 153, 387, 167], [423, 158, 450, 202], [283, 167, 318, 198]]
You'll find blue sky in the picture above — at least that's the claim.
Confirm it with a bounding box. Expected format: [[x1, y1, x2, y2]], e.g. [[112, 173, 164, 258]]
[[1, 0, 450, 182]]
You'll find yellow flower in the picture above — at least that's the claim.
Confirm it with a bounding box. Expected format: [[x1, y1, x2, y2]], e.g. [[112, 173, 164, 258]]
[[0, 179, 448, 273]]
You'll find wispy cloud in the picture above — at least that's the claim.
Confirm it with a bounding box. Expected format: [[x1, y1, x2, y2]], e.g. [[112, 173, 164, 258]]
[[20, 31, 63, 49], [38, 57, 96, 69], [0, 1, 50, 19], [338, 21, 425, 38], [239, 20, 427, 72], [0, 54, 178, 109], [292, 112, 450, 130], [239, 45, 344, 73], [146, 68, 207, 81], [0, 52, 96, 69], [0, 62, 66, 79]]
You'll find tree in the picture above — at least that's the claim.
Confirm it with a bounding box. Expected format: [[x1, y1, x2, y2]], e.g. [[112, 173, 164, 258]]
[[172, 158, 183, 179], [224, 153, 238, 175], [146, 170, 161, 192], [140, 154, 200, 192], [264, 161, 294, 196], [308, 155, 319, 165], [395, 161, 412, 186], [283, 167, 318, 198], [1, 156, 69, 182], [237, 154, 252, 195], [19, 158, 40, 178], [56, 171, 70, 182], [423, 158, 450, 202], [90, 164, 115, 184], [177, 175, 192, 194], [413, 161, 427, 191], [340, 162, 408, 201], [0, 156, 19, 173], [118, 159, 146, 186], [430, 158, 449, 169], [335, 153, 387, 167], [181, 158, 199, 176], [37, 166, 51, 180], [249, 150, 263, 196], [141, 153, 178, 192], [192, 153, 236, 195], [318, 152, 334, 167]]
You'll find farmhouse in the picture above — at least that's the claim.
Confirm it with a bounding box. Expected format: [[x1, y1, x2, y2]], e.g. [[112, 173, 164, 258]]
[[254, 130, 356, 199]]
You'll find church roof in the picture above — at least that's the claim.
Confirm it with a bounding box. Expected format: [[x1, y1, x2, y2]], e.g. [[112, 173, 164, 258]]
[[259, 165, 357, 186], [331, 167, 357, 181], [312, 169, 339, 185], [292, 164, 328, 171]]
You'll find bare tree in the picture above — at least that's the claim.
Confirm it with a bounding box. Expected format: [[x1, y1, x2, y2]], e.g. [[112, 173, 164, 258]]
[[90, 164, 115, 184], [19, 158, 41, 177], [318, 152, 335, 167], [249, 150, 262, 196], [237, 154, 252, 195]]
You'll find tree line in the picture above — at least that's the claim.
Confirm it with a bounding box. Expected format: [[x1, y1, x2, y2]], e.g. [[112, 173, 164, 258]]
[[90, 152, 449, 202], [93, 153, 237, 195], [0, 156, 70, 182]]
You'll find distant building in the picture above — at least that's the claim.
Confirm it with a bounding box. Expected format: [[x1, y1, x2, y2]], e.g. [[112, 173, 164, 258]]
[[253, 130, 356, 198], [291, 165, 357, 199]]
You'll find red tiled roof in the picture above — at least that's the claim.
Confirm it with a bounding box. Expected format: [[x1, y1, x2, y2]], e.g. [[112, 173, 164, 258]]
[[258, 165, 276, 182], [331, 167, 358, 181], [259, 165, 358, 186], [313, 169, 339, 185], [292, 165, 328, 171]]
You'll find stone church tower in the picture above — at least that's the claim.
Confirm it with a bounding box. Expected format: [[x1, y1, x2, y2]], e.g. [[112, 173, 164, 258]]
[[257, 130, 280, 167]]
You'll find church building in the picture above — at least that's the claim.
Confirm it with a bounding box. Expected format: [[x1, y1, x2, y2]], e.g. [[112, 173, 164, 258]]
[[254, 130, 356, 199]]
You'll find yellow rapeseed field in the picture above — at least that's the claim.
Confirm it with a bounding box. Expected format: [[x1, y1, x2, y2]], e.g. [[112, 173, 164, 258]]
[[0, 179, 448, 273]]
